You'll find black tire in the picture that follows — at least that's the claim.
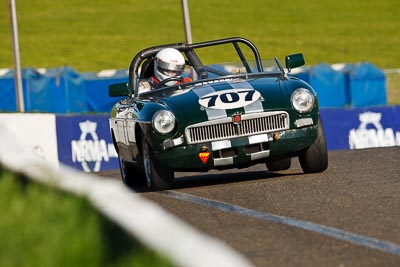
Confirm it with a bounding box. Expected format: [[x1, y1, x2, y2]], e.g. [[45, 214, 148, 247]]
[[118, 155, 146, 187], [142, 137, 174, 191], [298, 117, 328, 173], [266, 158, 292, 171]]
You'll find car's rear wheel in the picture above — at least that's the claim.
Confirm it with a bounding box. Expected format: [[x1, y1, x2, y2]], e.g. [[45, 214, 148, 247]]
[[142, 137, 174, 191], [266, 158, 291, 171], [118, 156, 146, 187], [298, 117, 328, 173]]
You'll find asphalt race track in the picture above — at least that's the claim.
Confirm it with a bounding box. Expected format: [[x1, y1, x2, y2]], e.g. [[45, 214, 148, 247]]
[[100, 147, 400, 266]]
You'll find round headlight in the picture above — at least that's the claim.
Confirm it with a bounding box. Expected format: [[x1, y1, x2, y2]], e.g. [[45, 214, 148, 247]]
[[291, 88, 315, 113], [152, 110, 176, 134]]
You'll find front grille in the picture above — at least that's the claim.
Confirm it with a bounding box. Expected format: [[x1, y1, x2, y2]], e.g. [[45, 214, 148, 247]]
[[185, 111, 289, 144]]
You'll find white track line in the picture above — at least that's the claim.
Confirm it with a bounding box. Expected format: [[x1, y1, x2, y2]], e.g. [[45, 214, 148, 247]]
[[161, 191, 400, 256]]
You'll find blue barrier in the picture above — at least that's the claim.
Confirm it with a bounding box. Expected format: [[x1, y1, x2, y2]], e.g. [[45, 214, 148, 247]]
[[0, 67, 88, 113], [26, 67, 88, 113], [0, 70, 17, 111], [290, 62, 387, 108], [308, 64, 347, 108], [341, 62, 387, 107], [82, 70, 126, 113], [1, 62, 388, 113]]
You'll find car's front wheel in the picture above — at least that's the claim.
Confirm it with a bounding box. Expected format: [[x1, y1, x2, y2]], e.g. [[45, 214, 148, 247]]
[[266, 158, 292, 171], [142, 137, 174, 191], [118, 156, 146, 187], [298, 117, 328, 173]]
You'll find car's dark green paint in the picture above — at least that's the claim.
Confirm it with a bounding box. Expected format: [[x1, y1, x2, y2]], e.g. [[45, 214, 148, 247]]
[[109, 82, 130, 97], [285, 53, 306, 70], [109, 37, 328, 190]]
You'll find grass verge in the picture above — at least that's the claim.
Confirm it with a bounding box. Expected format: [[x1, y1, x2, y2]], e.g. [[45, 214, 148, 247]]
[[0, 166, 174, 267]]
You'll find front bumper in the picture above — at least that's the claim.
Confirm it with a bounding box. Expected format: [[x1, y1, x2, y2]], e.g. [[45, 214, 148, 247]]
[[153, 125, 318, 171]]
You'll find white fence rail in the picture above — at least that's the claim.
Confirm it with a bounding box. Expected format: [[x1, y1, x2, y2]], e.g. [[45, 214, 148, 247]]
[[0, 120, 253, 267]]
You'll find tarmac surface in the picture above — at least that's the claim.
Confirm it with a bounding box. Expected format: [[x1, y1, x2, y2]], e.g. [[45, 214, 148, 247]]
[[101, 147, 400, 266]]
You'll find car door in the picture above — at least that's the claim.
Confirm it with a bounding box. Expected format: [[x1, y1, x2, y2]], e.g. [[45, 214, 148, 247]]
[[111, 98, 135, 160]]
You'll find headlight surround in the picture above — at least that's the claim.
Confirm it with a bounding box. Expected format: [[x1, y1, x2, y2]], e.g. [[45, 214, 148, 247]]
[[291, 88, 315, 113], [152, 110, 176, 135]]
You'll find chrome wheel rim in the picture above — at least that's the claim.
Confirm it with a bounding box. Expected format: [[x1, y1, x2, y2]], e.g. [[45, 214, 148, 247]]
[[118, 156, 127, 182], [143, 141, 151, 187]]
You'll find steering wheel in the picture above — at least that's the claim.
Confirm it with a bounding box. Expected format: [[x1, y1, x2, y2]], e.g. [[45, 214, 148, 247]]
[[155, 77, 184, 89]]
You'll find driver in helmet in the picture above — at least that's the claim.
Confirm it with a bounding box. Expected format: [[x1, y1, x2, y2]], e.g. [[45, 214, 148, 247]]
[[138, 48, 192, 94]]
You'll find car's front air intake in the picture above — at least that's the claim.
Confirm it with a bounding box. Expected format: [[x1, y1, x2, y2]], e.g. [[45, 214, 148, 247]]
[[185, 111, 289, 144]]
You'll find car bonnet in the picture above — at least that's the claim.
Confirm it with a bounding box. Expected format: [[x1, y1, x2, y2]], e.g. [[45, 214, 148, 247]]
[[161, 78, 283, 126]]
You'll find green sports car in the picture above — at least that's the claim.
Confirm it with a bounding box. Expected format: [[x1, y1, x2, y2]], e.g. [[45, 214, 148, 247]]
[[109, 37, 328, 190]]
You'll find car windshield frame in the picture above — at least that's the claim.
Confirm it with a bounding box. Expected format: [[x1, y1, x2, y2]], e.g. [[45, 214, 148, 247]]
[[200, 59, 283, 77]]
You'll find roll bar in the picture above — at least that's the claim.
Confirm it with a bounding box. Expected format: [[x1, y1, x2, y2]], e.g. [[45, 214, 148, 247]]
[[128, 37, 263, 98]]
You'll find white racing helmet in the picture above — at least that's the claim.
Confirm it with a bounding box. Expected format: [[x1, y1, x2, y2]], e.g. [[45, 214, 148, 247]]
[[154, 48, 185, 86]]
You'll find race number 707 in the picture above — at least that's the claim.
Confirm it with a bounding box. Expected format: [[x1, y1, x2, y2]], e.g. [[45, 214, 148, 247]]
[[200, 90, 256, 108]]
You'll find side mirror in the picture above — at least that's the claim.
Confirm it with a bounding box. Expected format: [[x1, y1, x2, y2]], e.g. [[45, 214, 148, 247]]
[[109, 83, 130, 97], [285, 53, 305, 70]]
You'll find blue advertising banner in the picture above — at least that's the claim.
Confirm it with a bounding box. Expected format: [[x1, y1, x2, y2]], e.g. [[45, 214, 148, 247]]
[[56, 115, 118, 172], [320, 106, 400, 151]]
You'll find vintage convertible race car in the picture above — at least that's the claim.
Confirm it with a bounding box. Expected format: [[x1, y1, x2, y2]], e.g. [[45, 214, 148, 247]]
[[109, 37, 328, 190]]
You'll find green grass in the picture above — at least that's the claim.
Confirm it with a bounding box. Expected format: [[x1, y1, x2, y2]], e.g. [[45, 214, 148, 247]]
[[0, 167, 174, 267], [0, 0, 399, 72]]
